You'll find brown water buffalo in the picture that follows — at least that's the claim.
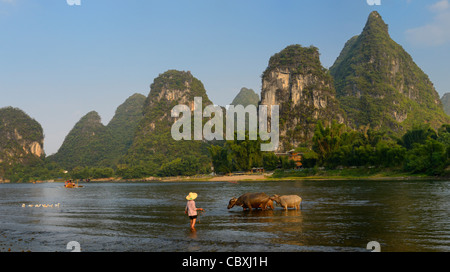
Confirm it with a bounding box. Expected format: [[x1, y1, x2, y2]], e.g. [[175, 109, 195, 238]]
[[227, 192, 274, 211], [270, 194, 302, 210]]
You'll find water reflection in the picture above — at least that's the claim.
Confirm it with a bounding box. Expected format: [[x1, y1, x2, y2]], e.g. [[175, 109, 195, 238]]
[[190, 225, 198, 232]]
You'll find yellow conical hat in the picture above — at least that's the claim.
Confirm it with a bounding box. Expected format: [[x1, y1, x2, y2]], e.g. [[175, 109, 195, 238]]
[[186, 192, 198, 200]]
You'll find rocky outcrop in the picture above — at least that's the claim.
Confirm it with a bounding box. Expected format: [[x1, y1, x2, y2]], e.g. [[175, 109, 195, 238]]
[[29, 141, 44, 158], [136, 70, 213, 136], [0, 107, 44, 167], [122, 70, 214, 176], [260, 45, 345, 152]]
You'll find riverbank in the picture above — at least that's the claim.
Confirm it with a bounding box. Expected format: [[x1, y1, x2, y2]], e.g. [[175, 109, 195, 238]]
[[132, 170, 444, 182], [177, 167, 448, 182], [4, 168, 446, 185], [268, 167, 450, 181]]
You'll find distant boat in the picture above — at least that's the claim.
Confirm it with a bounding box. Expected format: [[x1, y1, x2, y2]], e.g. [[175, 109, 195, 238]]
[[64, 180, 84, 188]]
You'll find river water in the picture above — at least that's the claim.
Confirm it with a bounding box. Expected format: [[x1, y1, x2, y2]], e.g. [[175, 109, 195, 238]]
[[0, 179, 449, 252]]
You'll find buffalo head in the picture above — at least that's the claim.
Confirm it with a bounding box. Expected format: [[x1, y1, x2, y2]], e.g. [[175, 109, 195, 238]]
[[227, 197, 238, 209]]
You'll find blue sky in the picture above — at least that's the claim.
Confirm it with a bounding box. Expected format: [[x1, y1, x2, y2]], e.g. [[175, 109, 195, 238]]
[[1, 0, 450, 155]]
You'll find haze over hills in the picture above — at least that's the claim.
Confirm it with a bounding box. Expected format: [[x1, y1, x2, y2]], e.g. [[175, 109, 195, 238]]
[[330, 11, 450, 134]]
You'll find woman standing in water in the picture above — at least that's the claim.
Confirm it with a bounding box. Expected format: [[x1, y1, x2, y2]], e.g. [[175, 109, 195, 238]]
[[185, 192, 204, 230]]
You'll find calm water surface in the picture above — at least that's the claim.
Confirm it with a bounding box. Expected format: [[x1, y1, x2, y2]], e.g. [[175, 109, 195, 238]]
[[0, 180, 449, 252]]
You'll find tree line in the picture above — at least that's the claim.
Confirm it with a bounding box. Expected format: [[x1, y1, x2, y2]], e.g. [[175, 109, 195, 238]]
[[2, 122, 449, 182], [209, 122, 450, 176], [310, 121, 450, 175]]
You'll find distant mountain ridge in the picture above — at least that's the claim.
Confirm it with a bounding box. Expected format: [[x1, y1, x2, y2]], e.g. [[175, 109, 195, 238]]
[[48, 93, 146, 169]]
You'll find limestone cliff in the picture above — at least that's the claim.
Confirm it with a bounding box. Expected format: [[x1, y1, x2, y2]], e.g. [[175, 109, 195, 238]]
[[122, 70, 213, 176], [260, 45, 345, 152], [442, 93, 450, 116], [138, 70, 212, 136], [0, 107, 44, 168]]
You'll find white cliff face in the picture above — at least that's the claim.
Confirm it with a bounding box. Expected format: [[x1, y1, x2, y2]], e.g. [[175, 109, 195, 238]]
[[19, 141, 43, 157], [158, 87, 193, 106], [262, 69, 290, 107], [260, 46, 345, 152], [29, 141, 44, 157], [13, 129, 44, 158]]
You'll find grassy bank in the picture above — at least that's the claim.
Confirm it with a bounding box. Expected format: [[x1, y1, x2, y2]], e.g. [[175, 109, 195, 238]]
[[163, 167, 443, 182], [269, 167, 442, 181]]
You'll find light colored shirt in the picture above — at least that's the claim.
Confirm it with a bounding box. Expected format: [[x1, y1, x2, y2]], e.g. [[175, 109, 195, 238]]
[[185, 200, 197, 216]]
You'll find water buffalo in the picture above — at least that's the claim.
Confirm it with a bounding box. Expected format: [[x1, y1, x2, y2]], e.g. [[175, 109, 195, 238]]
[[270, 194, 302, 210], [227, 192, 274, 211]]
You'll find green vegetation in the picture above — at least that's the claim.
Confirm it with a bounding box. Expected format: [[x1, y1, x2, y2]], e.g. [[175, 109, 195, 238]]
[[102, 93, 147, 165], [120, 70, 213, 178], [0, 107, 44, 145], [311, 121, 406, 168], [271, 167, 411, 180], [48, 111, 110, 169], [210, 133, 263, 173], [208, 120, 449, 179], [1, 160, 66, 183], [0, 107, 44, 180], [330, 11, 449, 133], [209, 133, 295, 174], [2, 12, 449, 183], [48, 94, 146, 170], [70, 166, 114, 180], [261, 44, 345, 150], [230, 87, 259, 107], [403, 124, 450, 175], [273, 121, 450, 178], [262, 44, 326, 79]]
